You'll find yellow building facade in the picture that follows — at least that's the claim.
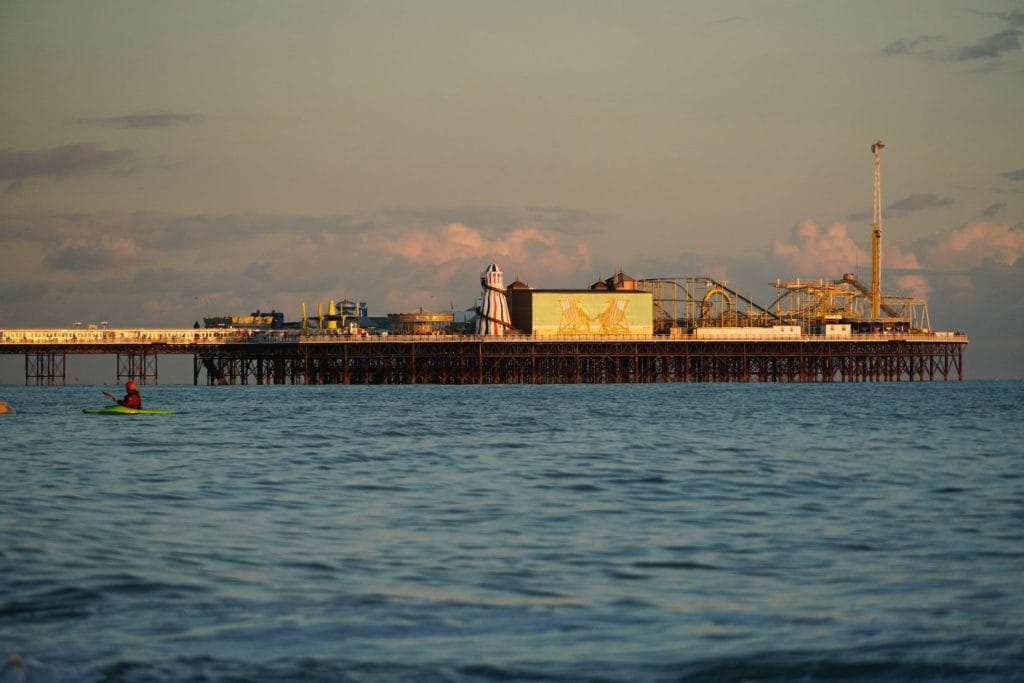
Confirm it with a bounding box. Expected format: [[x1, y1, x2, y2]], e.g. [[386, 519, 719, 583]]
[[507, 290, 653, 336]]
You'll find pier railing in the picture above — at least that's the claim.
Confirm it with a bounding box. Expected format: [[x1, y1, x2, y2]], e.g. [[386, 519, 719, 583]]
[[0, 328, 969, 345]]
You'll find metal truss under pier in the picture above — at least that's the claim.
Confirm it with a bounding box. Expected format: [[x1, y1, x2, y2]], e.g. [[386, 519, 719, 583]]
[[195, 338, 965, 385], [17, 345, 159, 385]]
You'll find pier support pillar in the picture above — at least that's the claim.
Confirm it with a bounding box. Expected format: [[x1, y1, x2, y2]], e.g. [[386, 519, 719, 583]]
[[25, 351, 65, 385], [117, 350, 158, 384]]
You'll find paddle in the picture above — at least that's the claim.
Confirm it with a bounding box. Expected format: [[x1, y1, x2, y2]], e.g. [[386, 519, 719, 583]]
[[103, 390, 119, 403]]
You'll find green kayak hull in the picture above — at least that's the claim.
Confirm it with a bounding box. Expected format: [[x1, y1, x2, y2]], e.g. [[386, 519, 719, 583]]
[[83, 406, 176, 415]]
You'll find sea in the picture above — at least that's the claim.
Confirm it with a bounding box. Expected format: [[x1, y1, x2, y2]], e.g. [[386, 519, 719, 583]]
[[1, 381, 1022, 683]]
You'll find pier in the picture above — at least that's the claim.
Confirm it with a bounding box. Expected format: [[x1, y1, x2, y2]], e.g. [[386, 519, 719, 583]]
[[1, 328, 967, 384]]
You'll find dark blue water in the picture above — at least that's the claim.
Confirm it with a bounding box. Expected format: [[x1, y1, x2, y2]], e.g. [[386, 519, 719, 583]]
[[1, 382, 1022, 682]]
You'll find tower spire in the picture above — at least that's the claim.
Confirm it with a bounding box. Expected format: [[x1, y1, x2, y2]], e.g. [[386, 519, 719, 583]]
[[870, 140, 884, 320]]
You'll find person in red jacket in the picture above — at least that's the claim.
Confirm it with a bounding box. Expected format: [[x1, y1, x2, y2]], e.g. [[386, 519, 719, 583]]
[[118, 380, 142, 409]]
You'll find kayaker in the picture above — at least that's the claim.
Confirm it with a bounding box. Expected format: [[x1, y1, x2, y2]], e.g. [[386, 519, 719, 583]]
[[117, 380, 143, 409]]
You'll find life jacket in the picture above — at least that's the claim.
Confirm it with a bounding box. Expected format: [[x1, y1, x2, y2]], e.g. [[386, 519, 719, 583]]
[[120, 391, 142, 409]]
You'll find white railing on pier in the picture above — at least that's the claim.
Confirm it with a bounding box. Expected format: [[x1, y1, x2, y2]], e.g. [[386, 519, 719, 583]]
[[0, 328, 262, 345], [0, 328, 968, 346]]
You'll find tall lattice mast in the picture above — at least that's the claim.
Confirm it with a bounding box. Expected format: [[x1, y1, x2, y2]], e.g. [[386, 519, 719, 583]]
[[870, 140, 884, 320]]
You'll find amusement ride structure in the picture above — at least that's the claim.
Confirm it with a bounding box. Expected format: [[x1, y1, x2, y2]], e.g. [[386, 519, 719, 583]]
[[636, 140, 928, 335]]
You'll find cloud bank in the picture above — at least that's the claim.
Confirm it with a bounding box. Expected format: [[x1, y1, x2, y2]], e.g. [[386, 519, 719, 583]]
[[770, 219, 1024, 300], [847, 192, 957, 221], [980, 202, 1006, 219], [887, 193, 956, 213], [882, 11, 1023, 68], [0, 144, 135, 182], [882, 35, 944, 59], [0, 209, 593, 327], [75, 110, 206, 129], [772, 219, 920, 279], [920, 221, 1024, 270]]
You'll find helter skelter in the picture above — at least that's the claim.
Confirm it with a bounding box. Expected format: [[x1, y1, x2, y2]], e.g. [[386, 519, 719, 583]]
[[475, 263, 512, 335]]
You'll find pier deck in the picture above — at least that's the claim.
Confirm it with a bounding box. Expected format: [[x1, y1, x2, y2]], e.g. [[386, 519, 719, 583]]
[[1, 329, 967, 384]]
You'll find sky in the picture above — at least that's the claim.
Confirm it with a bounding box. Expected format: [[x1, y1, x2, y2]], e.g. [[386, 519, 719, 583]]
[[1, 0, 1022, 382]]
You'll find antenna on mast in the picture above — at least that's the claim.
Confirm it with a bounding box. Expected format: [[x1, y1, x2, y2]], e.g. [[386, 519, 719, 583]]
[[870, 140, 884, 320]]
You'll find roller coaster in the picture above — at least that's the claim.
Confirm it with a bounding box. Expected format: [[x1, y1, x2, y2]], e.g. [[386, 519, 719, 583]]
[[637, 276, 779, 333], [767, 273, 930, 333], [637, 273, 929, 335]]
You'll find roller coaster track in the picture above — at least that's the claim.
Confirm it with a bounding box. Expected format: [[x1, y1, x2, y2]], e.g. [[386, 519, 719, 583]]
[[839, 275, 901, 318], [708, 277, 782, 321], [638, 276, 781, 324]]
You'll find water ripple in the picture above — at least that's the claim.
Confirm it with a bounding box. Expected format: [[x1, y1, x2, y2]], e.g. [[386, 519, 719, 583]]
[[1, 381, 1022, 681]]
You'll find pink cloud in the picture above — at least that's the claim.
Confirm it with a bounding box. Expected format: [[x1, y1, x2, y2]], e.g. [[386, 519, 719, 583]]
[[892, 274, 932, 300], [773, 219, 921, 276], [772, 219, 867, 276], [365, 222, 589, 275], [342, 222, 594, 311], [536, 242, 592, 276], [923, 222, 1023, 269]]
